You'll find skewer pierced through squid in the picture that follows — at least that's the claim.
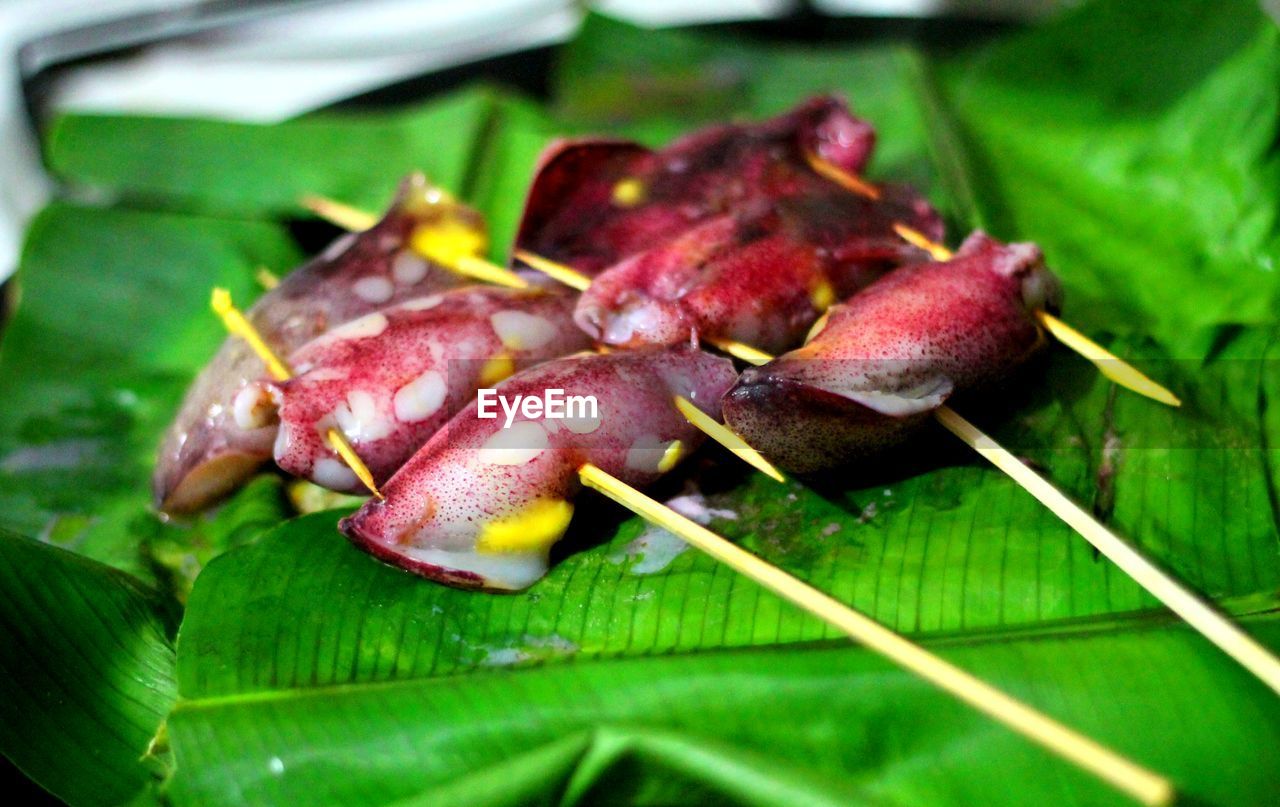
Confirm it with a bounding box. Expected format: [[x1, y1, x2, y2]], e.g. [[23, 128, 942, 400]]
[[514, 95, 878, 275], [251, 285, 591, 492], [514, 97, 943, 354], [722, 231, 1062, 471], [154, 174, 486, 514], [341, 347, 737, 591]]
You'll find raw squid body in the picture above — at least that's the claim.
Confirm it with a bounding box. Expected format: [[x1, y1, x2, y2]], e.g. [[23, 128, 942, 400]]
[[341, 347, 737, 591], [154, 175, 484, 514], [722, 232, 1063, 472], [258, 286, 589, 492], [513, 95, 942, 352]]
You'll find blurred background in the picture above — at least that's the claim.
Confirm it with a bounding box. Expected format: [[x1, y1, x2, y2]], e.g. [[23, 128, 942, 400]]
[[4, 0, 1278, 281], [0, 0, 1103, 285]]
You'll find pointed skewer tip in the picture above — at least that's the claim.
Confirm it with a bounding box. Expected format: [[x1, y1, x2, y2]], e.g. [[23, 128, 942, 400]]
[[1033, 311, 1181, 408], [674, 395, 786, 483], [577, 461, 1173, 806]]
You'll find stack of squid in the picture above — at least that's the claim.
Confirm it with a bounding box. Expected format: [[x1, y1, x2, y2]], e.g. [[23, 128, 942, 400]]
[[156, 96, 1061, 591]]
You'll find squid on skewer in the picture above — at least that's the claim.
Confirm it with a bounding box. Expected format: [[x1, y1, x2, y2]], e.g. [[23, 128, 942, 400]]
[[244, 286, 590, 492], [341, 347, 737, 590], [155, 175, 485, 514], [515, 95, 878, 275], [722, 232, 1063, 471], [512, 97, 942, 353]]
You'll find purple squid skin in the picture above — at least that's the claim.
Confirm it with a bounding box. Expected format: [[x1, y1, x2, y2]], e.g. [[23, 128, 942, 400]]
[[264, 286, 591, 492], [512, 95, 879, 276], [154, 175, 483, 515], [340, 347, 738, 591], [721, 232, 1064, 473], [573, 182, 942, 354]]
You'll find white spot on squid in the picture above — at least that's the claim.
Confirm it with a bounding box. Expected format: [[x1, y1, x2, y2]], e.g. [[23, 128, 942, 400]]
[[393, 370, 447, 423], [321, 232, 357, 261], [353, 275, 394, 304], [398, 294, 443, 312], [478, 421, 548, 465], [232, 383, 275, 430], [334, 389, 393, 442], [273, 421, 295, 457], [300, 367, 348, 383], [320, 312, 388, 344], [562, 410, 601, 434], [391, 250, 430, 285], [625, 434, 670, 473], [313, 457, 357, 490], [490, 310, 557, 351]]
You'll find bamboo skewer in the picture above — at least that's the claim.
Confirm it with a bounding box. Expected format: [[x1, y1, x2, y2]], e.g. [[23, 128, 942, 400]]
[[273, 194, 1186, 798], [299, 195, 528, 289], [714, 336, 1280, 697], [673, 395, 786, 483], [936, 406, 1280, 696], [298, 193, 1272, 689], [811, 156, 1180, 408], [579, 463, 1173, 806], [215, 279, 1175, 801], [210, 288, 384, 500]]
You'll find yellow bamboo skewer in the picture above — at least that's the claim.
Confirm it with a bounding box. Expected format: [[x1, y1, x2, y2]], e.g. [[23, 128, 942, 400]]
[[714, 334, 1280, 697], [513, 248, 592, 291], [935, 406, 1280, 696], [704, 336, 777, 366], [673, 396, 786, 483], [808, 154, 1180, 408], [578, 463, 1173, 806], [301, 196, 529, 289], [210, 288, 384, 500], [299, 194, 378, 231], [255, 266, 281, 290], [1033, 312, 1181, 407]]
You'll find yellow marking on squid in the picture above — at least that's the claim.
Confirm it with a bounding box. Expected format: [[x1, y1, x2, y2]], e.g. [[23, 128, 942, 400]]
[[657, 439, 685, 473], [810, 279, 836, 312], [611, 177, 647, 207], [514, 249, 592, 291], [476, 499, 575, 554], [410, 222, 528, 289], [479, 354, 515, 386]]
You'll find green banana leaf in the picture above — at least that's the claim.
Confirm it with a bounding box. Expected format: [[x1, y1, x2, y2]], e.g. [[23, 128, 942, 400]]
[[2, 0, 1279, 804], [0, 529, 178, 806]]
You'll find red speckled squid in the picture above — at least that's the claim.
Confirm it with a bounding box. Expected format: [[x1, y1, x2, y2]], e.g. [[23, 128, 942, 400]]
[[513, 95, 942, 353], [341, 347, 737, 591], [154, 175, 483, 514], [722, 232, 1063, 472], [248, 286, 590, 492]]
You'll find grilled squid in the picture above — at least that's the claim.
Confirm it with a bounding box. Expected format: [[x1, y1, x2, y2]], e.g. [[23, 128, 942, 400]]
[[514, 95, 879, 276], [154, 175, 484, 514], [514, 95, 942, 353], [251, 286, 590, 492], [722, 232, 1063, 472], [573, 185, 942, 354], [341, 347, 738, 591]]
